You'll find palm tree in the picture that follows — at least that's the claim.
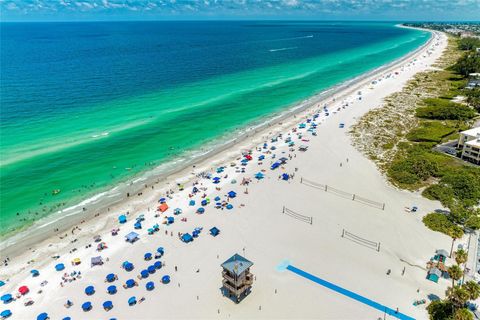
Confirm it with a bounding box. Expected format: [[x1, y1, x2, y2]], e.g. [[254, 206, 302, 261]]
[[446, 286, 470, 308], [453, 307, 473, 320], [448, 265, 464, 287], [449, 227, 464, 258], [455, 249, 468, 266], [463, 280, 480, 300]]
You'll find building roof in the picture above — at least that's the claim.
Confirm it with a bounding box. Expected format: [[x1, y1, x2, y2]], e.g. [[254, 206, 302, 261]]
[[461, 127, 480, 138], [466, 139, 480, 149], [428, 267, 442, 277], [222, 254, 253, 276]]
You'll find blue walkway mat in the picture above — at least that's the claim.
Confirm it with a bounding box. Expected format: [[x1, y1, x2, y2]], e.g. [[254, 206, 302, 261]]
[[286, 265, 415, 320]]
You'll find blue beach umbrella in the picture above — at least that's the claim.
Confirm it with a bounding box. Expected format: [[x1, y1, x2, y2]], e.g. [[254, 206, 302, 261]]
[[106, 273, 116, 283], [123, 261, 134, 271], [0, 310, 12, 318], [161, 275, 170, 284], [85, 285, 95, 295], [147, 265, 156, 274], [37, 313, 49, 320], [140, 270, 149, 279], [282, 173, 289, 181], [103, 300, 113, 311], [62, 317, 71, 320], [107, 285, 117, 295], [134, 222, 142, 229], [0, 281, 4, 287], [189, 200, 195, 206], [128, 296, 137, 306], [226, 204, 233, 210], [156, 247, 164, 255], [254, 172, 264, 180], [126, 279, 135, 288], [81, 302, 92, 311], [227, 191, 236, 198], [55, 263, 65, 271], [154, 261, 162, 269], [118, 215, 127, 224], [214, 196, 221, 201], [1, 294, 12, 304], [196, 207, 205, 214], [159, 197, 166, 203], [146, 281, 155, 291], [167, 217, 174, 224], [31, 270, 40, 277], [144, 252, 152, 260]]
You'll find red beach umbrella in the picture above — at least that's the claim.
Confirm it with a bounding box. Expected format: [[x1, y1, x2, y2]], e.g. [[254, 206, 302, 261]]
[[18, 286, 29, 295]]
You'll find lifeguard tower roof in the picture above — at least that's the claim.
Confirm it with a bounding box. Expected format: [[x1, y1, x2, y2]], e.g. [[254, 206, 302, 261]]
[[222, 254, 253, 276]]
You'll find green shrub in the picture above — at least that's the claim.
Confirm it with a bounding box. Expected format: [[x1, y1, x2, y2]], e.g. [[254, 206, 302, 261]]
[[389, 156, 438, 186], [407, 122, 456, 142], [458, 37, 480, 51], [422, 212, 458, 235], [416, 102, 476, 120], [422, 183, 455, 207]]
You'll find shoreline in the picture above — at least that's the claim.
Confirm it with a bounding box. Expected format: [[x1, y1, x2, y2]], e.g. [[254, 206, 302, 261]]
[[0, 26, 435, 259], [0, 28, 450, 320]]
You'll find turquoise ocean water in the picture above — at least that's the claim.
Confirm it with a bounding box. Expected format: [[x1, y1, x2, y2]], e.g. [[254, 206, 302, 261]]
[[0, 21, 430, 236]]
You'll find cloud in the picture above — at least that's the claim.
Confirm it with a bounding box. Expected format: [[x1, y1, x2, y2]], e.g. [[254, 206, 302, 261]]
[[0, 0, 478, 20]]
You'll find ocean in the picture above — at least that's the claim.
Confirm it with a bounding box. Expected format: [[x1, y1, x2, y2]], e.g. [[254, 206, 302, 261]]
[[0, 21, 430, 236]]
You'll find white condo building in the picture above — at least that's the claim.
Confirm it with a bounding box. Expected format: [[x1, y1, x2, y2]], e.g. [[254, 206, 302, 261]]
[[458, 127, 480, 165]]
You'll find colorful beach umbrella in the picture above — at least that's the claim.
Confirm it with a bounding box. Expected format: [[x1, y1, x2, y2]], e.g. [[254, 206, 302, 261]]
[[36, 313, 49, 320], [0, 310, 11, 318], [126, 279, 135, 288], [85, 285, 95, 295], [55, 263, 65, 271], [107, 285, 117, 295], [18, 286, 29, 295], [146, 281, 155, 291], [128, 296, 137, 306], [81, 302, 92, 311], [106, 273, 116, 283], [147, 265, 156, 274], [103, 300, 113, 311], [161, 275, 170, 284], [1, 294, 12, 304]]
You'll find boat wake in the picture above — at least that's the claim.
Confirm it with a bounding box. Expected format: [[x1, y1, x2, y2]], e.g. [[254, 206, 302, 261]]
[[269, 47, 298, 52]]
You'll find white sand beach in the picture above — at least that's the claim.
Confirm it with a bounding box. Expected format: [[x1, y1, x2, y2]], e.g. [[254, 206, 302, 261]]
[[0, 30, 456, 320]]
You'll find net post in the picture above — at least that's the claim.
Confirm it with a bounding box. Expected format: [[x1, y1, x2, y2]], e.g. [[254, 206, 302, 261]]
[[341, 229, 345, 237], [352, 194, 355, 201], [282, 206, 285, 214], [382, 203, 385, 211], [325, 185, 328, 192], [377, 242, 381, 252], [310, 217, 313, 225], [300, 177, 303, 184]]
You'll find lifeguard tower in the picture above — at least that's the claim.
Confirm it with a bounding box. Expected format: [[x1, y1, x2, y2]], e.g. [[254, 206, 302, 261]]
[[221, 254, 254, 303]]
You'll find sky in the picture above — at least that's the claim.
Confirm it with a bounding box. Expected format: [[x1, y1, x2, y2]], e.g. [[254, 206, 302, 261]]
[[0, 0, 478, 22]]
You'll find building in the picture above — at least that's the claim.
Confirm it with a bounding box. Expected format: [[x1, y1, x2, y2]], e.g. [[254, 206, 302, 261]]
[[458, 127, 480, 165], [221, 254, 254, 303]]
